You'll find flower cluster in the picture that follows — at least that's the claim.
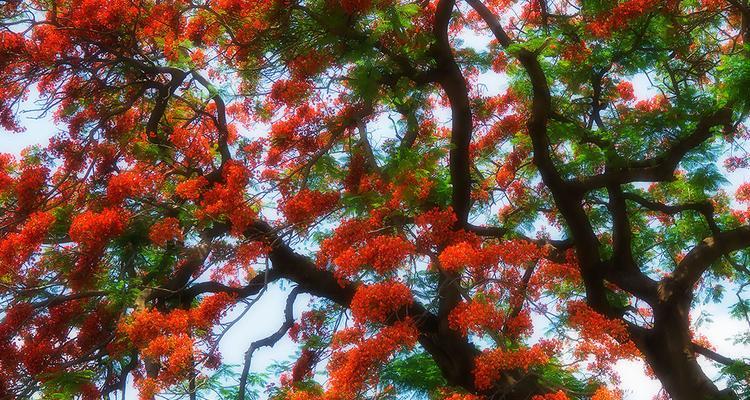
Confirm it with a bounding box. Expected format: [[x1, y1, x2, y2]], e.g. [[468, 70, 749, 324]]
[[288, 52, 328, 79], [225, 241, 270, 281], [327, 319, 418, 398], [0, 212, 55, 276], [448, 298, 504, 336], [289, 310, 327, 343], [737, 182, 750, 203], [725, 156, 749, 172], [120, 293, 235, 396], [735, 182, 750, 222], [532, 255, 582, 290], [566, 301, 639, 375], [69, 208, 128, 251], [198, 161, 257, 235], [107, 170, 144, 204], [438, 241, 481, 272], [175, 176, 209, 200], [268, 79, 313, 108], [441, 393, 486, 400], [586, 0, 659, 37], [494, 146, 529, 188], [14, 166, 48, 212], [281, 189, 340, 226], [438, 239, 543, 274], [148, 217, 183, 247], [265, 104, 322, 165], [350, 281, 413, 324], [414, 207, 458, 250], [592, 387, 623, 400], [615, 81, 635, 102], [318, 218, 372, 264], [334, 235, 414, 278], [169, 125, 214, 166], [531, 391, 570, 400], [474, 341, 557, 390]]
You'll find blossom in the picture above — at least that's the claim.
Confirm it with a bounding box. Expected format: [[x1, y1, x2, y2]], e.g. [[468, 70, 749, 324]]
[[107, 170, 143, 203], [291, 348, 318, 382], [736, 182, 750, 203], [474, 341, 557, 390], [438, 241, 481, 272], [566, 301, 639, 375], [14, 166, 48, 211], [175, 176, 209, 200], [448, 299, 504, 336], [268, 79, 313, 108], [350, 281, 413, 324], [198, 162, 257, 235], [531, 391, 570, 400], [0, 212, 55, 276], [327, 319, 418, 397], [442, 394, 486, 400], [69, 208, 128, 251], [592, 387, 622, 400], [415, 207, 458, 250], [148, 217, 183, 247], [120, 293, 235, 393], [615, 81, 635, 102], [586, 0, 659, 37], [281, 189, 340, 226], [333, 235, 414, 278]]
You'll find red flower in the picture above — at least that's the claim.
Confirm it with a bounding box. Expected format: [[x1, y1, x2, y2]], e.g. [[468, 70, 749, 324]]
[[333, 235, 414, 278], [531, 391, 570, 400], [350, 281, 413, 324], [438, 241, 481, 272], [69, 208, 128, 251], [107, 170, 144, 204], [615, 81, 635, 102], [474, 341, 557, 390], [586, 0, 658, 38], [736, 182, 750, 203], [148, 217, 183, 246], [0, 212, 54, 276], [448, 299, 504, 336], [281, 189, 340, 226]]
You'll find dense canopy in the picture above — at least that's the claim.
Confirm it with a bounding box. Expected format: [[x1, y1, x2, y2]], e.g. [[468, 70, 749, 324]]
[[1, 0, 750, 399]]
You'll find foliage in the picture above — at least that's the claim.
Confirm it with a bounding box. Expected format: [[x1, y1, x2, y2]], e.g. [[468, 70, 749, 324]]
[[0, 0, 749, 399]]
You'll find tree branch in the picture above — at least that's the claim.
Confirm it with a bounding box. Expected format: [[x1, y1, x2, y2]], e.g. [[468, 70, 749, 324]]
[[575, 107, 733, 192], [238, 286, 301, 400], [665, 225, 750, 303], [434, 0, 474, 225]]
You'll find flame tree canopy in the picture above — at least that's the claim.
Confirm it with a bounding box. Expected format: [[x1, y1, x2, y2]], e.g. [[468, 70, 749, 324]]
[[1, 0, 750, 399]]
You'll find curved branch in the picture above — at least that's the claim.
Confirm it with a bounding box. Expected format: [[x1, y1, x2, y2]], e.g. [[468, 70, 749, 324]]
[[575, 107, 733, 192], [666, 225, 750, 303], [238, 286, 301, 400], [434, 0, 474, 225]]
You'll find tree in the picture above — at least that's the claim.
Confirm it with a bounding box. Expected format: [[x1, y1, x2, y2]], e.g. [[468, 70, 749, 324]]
[[0, 0, 749, 398]]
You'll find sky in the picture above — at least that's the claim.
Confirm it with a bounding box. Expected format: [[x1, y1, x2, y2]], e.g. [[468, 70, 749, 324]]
[[2, 28, 749, 400]]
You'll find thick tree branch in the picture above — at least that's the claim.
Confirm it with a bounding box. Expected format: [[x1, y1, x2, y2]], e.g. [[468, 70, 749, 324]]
[[693, 343, 748, 366], [468, 0, 615, 317], [434, 0, 474, 225], [603, 186, 660, 304], [665, 225, 750, 302], [575, 107, 733, 192]]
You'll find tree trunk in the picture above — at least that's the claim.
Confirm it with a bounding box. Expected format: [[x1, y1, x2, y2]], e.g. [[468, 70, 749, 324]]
[[636, 302, 738, 400]]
